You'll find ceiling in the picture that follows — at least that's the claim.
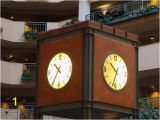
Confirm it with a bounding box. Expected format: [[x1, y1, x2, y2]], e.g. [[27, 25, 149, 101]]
[[1, 1, 79, 22], [1, 1, 122, 22]]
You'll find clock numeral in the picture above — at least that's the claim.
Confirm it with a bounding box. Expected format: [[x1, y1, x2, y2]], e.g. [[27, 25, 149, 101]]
[[48, 70, 51, 75], [113, 83, 117, 89], [104, 66, 106, 72], [69, 66, 72, 72], [59, 54, 62, 60], [124, 72, 127, 77], [58, 82, 60, 88], [114, 56, 117, 61]]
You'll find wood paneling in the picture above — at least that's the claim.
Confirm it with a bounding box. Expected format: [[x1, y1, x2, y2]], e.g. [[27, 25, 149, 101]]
[[37, 34, 82, 107], [93, 34, 136, 109]]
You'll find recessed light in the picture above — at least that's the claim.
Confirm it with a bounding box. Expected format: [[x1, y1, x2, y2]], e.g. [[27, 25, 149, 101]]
[[25, 58, 28, 61], [150, 37, 154, 40], [9, 55, 13, 58]]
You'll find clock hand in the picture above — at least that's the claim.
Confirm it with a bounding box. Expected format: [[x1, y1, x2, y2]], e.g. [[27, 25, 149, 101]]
[[54, 64, 61, 73], [110, 63, 118, 74], [52, 66, 61, 86], [112, 67, 119, 86]]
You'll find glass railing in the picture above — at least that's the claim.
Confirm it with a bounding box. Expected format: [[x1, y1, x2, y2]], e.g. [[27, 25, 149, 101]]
[[86, 1, 159, 25]]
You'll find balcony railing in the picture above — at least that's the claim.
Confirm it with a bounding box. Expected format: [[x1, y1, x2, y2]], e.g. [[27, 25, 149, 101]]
[[21, 63, 36, 82], [25, 22, 47, 32], [86, 1, 159, 25], [1, 102, 34, 119]]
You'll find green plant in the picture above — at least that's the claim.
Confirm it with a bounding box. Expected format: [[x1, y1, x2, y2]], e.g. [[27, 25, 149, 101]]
[[24, 31, 38, 40], [138, 99, 159, 119], [21, 72, 36, 81]]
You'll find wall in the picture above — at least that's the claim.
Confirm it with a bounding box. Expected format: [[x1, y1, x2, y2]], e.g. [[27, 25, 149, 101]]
[[1, 18, 25, 42], [47, 22, 59, 30], [139, 43, 159, 71], [1, 60, 23, 84]]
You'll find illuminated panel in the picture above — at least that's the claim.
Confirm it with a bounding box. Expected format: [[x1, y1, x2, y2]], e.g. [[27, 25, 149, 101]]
[[103, 54, 128, 91], [47, 53, 72, 89]]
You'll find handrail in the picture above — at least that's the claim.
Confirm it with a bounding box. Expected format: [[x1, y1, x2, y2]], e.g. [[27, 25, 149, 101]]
[[85, 1, 155, 23]]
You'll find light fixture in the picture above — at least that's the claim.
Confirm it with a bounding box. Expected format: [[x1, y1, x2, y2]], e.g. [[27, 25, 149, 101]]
[[17, 104, 25, 110], [10, 17, 14, 19], [151, 85, 155, 89], [150, 37, 154, 40], [9, 55, 13, 58], [1, 102, 9, 109], [96, 4, 112, 10], [25, 58, 28, 61]]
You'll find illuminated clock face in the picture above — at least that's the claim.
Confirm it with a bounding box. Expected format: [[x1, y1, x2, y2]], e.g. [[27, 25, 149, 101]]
[[47, 53, 72, 89], [103, 54, 128, 91]]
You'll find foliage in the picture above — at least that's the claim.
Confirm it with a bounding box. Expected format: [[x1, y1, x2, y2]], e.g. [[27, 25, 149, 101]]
[[138, 98, 159, 119], [21, 72, 36, 81], [23, 31, 38, 40], [120, 98, 159, 119]]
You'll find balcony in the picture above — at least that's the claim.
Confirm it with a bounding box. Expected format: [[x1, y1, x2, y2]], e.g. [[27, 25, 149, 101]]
[[86, 1, 159, 25], [1, 60, 36, 85]]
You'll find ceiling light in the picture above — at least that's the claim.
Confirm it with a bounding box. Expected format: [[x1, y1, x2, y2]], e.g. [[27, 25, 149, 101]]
[[150, 37, 154, 40], [96, 4, 112, 10], [9, 55, 13, 58], [25, 58, 28, 61], [151, 85, 155, 89]]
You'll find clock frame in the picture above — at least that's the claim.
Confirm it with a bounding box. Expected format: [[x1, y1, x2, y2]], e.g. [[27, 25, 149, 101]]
[[47, 52, 72, 90], [103, 53, 128, 91]]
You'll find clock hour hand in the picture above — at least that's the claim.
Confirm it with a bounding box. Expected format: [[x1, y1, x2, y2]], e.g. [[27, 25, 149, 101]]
[[52, 66, 61, 86], [54, 64, 61, 73]]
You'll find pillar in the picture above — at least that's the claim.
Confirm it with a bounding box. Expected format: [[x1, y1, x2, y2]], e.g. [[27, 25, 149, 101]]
[[78, 0, 90, 21]]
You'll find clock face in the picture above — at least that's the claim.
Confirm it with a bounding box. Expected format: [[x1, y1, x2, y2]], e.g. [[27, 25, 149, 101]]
[[47, 53, 72, 89], [103, 53, 128, 91]]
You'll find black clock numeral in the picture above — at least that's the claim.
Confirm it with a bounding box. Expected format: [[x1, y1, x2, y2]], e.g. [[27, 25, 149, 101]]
[[59, 54, 62, 60], [114, 56, 117, 61], [69, 66, 72, 72], [48, 70, 50, 75], [113, 83, 117, 89], [104, 66, 106, 72], [58, 82, 60, 88], [124, 72, 127, 77]]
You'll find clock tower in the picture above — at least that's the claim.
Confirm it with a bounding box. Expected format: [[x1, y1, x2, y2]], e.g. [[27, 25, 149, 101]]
[[36, 21, 139, 119]]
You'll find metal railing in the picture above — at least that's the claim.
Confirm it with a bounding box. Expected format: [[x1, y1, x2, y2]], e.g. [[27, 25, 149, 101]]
[[1, 102, 35, 119], [21, 63, 36, 81], [25, 22, 47, 32], [85, 1, 158, 24]]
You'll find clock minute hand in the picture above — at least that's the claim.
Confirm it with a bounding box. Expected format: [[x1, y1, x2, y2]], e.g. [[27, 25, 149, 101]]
[[110, 63, 118, 75], [112, 67, 119, 86], [52, 66, 61, 86]]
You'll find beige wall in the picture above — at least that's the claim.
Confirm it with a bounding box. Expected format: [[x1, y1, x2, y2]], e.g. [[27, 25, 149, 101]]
[[1, 18, 25, 42], [47, 22, 59, 30], [1, 60, 23, 84], [139, 42, 159, 71]]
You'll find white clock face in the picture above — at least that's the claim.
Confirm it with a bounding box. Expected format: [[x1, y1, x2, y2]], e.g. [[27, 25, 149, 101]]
[[47, 53, 72, 89], [103, 54, 128, 91]]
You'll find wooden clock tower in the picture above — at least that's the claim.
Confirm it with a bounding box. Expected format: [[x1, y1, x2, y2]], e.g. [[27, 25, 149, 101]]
[[36, 21, 139, 119]]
